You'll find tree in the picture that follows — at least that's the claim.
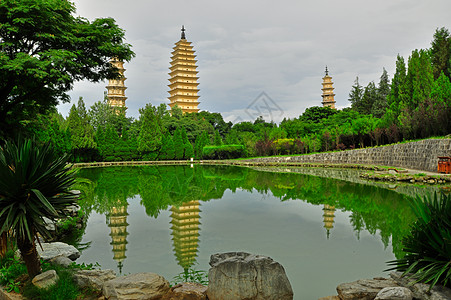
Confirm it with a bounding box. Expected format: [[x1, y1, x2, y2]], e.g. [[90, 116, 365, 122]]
[[214, 130, 223, 146], [0, 0, 134, 139], [300, 106, 337, 123], [0, 138, 78, 278], [66, 98, 97, 162], [386, 55, 407, 122], [360, 81, 377, 115], [372, 68, 390, 118], [348, 77, 364, 111], [138, 104, 162, 160], [430, 27, 451, 80], [173, 127, 184, 160]]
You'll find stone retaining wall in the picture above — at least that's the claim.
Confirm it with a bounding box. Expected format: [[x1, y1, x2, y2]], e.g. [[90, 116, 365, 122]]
[[248, 139, 451, 172]]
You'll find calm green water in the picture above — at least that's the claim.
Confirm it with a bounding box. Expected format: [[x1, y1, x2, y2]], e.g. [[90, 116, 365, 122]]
[[74, 165, 418, 299]]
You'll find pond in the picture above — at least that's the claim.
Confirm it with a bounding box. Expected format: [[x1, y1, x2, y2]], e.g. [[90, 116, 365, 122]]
[[73, 164, 427, 299]]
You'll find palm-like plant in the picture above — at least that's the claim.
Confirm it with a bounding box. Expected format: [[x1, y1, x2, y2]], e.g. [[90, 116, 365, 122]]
[[387, 192, 451, 290], [0, 138, 78, 278]]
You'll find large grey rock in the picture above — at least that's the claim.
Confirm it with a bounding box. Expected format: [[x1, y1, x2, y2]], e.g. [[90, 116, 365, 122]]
[[161, 282, 207, 300], [37, 242, 80, 261], [32, 270, 59, 289], [337, 277, 399, 300], [390, 272, 451, 300], [375, 287, 413, 300], [73, 269, 116, 292], [102, 272, 170, 300], [206, 252, 293, 300]]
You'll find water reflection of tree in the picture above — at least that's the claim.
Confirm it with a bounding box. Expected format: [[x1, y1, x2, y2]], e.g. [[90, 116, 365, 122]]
[[76, 165, 416, 258]]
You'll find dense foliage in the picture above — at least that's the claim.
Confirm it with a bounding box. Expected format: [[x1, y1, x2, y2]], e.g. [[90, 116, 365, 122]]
[[387, 193, 451, 289], [10, 27, 451, 162], [0, 0, 134, 139], [0, 138, 78, 277]]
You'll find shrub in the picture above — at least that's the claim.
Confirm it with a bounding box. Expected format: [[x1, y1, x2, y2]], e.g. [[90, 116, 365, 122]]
[[202, 145, 246, 160], [387, 192, 451, 290]]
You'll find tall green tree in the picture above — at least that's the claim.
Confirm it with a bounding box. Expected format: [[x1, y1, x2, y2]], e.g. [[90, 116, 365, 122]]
[[348, 77, 364, 112], [430, 27, 451, 80], [372, 68, 390, 118], [138, 104, 162, 160], [386, 55, 407, 123], [66, 98, 96, 161], [359, 81, 377, 115], [173, 127, 184, 160], [0, 0, 134, 139]]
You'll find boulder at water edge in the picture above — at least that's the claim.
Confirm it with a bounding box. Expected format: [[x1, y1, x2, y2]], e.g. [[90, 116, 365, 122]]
[[37, 242, 80, 261], [73, 269, 116, 292], [206, 252, 293, 300], [102, 272, 170, 300], [161, 282, 207, 300]]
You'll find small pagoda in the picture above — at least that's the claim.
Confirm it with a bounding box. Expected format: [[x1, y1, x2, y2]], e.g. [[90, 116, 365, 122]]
[[106, 58, 127, 110], [321, 67, 336, 109], [168, 26, 200, 113], [170, 200, 201, 270]]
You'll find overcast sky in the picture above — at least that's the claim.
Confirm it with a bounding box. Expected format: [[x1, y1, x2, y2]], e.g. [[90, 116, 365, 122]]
[[58, 0, 451, 123]]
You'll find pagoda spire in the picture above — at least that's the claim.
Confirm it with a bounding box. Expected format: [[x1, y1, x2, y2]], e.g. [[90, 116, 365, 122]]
[[181, 25, 186, 39], [321, 67, 336, 109], [168, 27, 200, 113]]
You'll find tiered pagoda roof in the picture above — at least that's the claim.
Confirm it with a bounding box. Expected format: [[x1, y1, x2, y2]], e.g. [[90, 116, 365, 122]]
[[168, 26, 200, 113], [106, 58, 127, 111]]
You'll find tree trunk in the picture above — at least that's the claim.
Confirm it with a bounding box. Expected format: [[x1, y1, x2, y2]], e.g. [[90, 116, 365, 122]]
[[0, 232, 7, 258], [17, 238, 41, 278]]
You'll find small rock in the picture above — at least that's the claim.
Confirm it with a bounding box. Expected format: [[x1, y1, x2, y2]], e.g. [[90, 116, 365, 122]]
[[74, 269, 116, 292], [103, 272, 170, 300], [37, 242, 80, 261], [337, 278, 399, 300], [43, 217, 56, 231], [161, 282, 207, 300], [375, 287, 412, 300], [32, 270, 59, 289], [49, 255, 73, 267], [390, 272, 451, 300]]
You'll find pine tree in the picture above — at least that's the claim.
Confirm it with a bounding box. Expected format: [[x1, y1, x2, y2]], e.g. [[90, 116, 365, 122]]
[[66, 98, 96, 158], [372, 68, 390, 118], [173, 127, 184, 160], [386, 55, 407, 122], [348, 77, 364, 111], [166, 134, 175, 160], [430, 27, 451, 80], [137, 104, 162, 160], [360, 81, 377, 115], [184, 141, 194, 159]]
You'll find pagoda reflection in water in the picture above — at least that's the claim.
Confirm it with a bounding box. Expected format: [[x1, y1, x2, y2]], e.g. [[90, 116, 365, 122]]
[[170, 200, 201, 270], [107, 204, 129, 274], [323, 204, 336, 239]]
